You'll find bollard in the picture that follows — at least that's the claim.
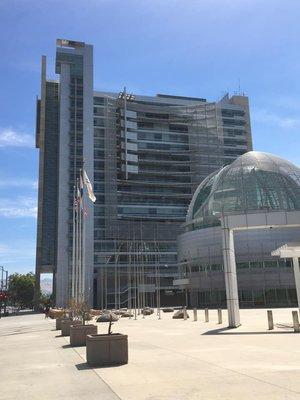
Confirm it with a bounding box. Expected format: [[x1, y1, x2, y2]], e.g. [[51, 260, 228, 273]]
[[193, 308, 197, 321], [205, 308, 209, 322], [267, 310, 274, 330], [217, 309, 222, 324], [292, 311, 300, 332], [183, 306, 187, 321]]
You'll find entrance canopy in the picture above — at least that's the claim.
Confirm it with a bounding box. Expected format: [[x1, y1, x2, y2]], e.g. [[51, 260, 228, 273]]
[[271, 243, 300, 258]]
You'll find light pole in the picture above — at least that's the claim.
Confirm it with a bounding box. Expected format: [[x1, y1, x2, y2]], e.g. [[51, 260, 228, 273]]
[[0, 266, 8, 318]]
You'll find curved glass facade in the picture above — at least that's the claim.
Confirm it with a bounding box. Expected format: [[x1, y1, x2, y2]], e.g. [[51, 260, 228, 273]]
[[186, 151, 300, 230]]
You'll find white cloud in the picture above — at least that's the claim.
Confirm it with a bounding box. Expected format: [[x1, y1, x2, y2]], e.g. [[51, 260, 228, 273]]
[[252, 109, 300, 129], [0, 128, 34, 148], [0, 197, 37, 218], [0, 179, 38, 189]]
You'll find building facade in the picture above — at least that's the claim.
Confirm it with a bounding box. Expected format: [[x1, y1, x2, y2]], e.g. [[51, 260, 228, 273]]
[[35, 39, 252, 308], [177, 151, 300, 308]]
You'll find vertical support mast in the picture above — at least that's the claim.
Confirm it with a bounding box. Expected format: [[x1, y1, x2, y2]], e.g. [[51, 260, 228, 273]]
[[81, 169, 86, 300], [71, 185, 76, 299], [75, 179, 79, 301], [78, 177, 82, 300]]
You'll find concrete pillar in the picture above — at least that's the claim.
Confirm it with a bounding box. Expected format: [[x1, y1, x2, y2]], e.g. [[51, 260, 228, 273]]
[[218, 309, 222, 324], [267, 310, 274, 330], [292, 257, 300, 313], [193, 308, 197, 321], [221, 224, 241, 328], [205, 308, 209, 322], [292, 311, 300, 332], [183, 306, 187, 321]]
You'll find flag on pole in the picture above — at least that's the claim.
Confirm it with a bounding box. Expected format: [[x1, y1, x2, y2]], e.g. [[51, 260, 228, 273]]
[[79, 174, 84, 210], [83, 169, 96, 203]]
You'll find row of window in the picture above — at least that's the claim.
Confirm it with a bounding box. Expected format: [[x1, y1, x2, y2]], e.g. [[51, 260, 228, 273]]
[[138, 132, 188, 143], [138, 142, 189, 151], [221, 109, 245, 118], [124, 173, 191, 184], [94, 253, 177, 264], [222, 118, 245, 126], [94, 241, 177, 252], [118, 206, 187, 217], [184, 259, 292, 273], [194, 287, 297, 306]]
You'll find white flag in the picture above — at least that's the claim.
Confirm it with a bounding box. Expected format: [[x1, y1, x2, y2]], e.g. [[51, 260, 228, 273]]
[[83, 170, 96, 203]]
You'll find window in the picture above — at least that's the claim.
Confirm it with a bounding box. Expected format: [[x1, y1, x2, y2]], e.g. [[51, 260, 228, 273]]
[[264, 260, 278, 268], [237, 262, 249, 269], [94, 118, 105, 127], [250, 261, 263, 269], [94, 97, 105, 105]]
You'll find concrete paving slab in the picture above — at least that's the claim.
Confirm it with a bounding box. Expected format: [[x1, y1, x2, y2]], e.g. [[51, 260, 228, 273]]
[[1, 308, 300, 399]]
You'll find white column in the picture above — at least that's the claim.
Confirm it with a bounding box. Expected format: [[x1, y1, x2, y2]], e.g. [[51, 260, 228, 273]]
[[56, 63, 70, 308], [221, 225, 241, 328], [292, 257, 300, 312]]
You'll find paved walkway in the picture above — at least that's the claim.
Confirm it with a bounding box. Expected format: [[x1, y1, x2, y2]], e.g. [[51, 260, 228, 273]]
[[0, 313, 119, 400], [1, 308, 300, 399]]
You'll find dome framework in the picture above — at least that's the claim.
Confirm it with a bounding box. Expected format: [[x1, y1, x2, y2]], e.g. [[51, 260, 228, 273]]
[[178, 151, 300, 327], [186, 151, 300, 231]]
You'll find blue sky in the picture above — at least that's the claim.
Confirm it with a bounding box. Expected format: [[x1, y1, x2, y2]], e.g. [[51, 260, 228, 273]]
[[0, 0, 300, 275]]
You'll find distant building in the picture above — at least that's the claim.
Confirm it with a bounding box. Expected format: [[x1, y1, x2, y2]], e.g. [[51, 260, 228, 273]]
[[178, 151, 300, 308], [35, 39, 252, 308]]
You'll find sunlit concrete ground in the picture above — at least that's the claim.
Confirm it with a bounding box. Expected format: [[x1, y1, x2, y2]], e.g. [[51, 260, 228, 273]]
[[1, 308, 300, 400]]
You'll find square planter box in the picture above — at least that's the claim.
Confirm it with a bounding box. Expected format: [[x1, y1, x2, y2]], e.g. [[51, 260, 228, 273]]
[[56, 318, 63, 330], [61, 319, 81, 337], [70, 324, 98, 346], [86, 333, 128, 367]]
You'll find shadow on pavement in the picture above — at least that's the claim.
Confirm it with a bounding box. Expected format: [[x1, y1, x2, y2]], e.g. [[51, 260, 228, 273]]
[[75, 362, 125, 370], [61, 344, 72, 349], [202, 327, 294, 335], [75, 362, 91, 370]]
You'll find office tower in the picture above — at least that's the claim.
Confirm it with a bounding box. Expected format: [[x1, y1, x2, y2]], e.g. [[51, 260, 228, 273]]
[[35, 39, 252, 308]]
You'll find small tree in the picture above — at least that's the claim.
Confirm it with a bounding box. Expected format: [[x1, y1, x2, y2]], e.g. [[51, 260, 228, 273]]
[[69, 298, 92, 325], [8, 273, 35, 309], [78, 300, 93, 325]]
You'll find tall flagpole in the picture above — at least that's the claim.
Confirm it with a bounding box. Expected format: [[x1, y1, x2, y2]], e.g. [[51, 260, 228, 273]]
[[71, 185, 76, 298], [81, 169, 86, 301], [78, 177, 82, 301], [75, 180, 79, 302]]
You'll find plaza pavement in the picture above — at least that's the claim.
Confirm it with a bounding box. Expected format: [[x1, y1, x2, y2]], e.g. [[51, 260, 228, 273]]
[[1, 308, 300, 399]]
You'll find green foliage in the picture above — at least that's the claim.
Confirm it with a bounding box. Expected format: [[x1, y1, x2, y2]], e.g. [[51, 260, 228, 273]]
[[8, 272, 35, 308], [69, 298, 93, 324]]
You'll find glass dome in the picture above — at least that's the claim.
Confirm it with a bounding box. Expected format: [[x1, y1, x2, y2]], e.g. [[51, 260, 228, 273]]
[[186, 151, 300, 230]]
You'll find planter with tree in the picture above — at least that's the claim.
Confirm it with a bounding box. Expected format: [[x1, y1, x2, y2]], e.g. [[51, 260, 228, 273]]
[[69, 300, 97, 346], [86, 314, 128, 367]]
